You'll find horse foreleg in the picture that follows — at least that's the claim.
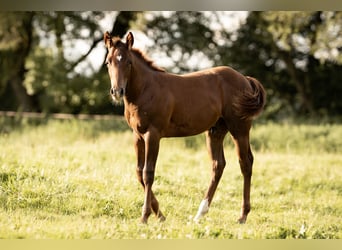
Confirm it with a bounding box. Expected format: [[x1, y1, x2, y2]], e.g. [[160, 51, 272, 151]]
[[194, 127, 227, 222], [140, 129, 162, 223], [136, 168, 165, 221], [136, 170, 165, 219], [134, 132, 165, 223]]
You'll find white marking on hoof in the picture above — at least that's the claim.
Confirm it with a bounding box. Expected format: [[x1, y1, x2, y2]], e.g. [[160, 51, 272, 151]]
[[194, 199, 209, 222]]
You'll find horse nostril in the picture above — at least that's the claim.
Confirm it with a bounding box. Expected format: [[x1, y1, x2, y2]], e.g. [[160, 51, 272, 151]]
[[119, 88, 124, 96], [110, 88, 115, 95]]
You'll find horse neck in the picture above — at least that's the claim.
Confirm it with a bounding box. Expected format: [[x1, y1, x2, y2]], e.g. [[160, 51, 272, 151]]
[[125, 56, 158, 103]]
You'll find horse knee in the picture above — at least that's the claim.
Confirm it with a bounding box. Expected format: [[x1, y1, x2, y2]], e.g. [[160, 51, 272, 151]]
[[143, 170, 155, 186]]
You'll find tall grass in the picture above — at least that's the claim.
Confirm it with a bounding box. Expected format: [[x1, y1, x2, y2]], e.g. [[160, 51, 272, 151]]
[[0, 117, 341, 238]]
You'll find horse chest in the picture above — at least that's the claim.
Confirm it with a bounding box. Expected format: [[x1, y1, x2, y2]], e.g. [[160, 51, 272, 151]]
[[125, 109, 150, 135]]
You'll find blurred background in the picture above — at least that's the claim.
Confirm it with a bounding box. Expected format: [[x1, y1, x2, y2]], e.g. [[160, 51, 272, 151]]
[[0, 11, 341, 121]]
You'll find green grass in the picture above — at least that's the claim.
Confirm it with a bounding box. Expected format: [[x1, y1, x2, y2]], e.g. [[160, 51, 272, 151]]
[[0, 117, 341, 238]]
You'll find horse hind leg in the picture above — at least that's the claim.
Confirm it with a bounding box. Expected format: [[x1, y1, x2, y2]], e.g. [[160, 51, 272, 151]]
[[194, 120, 228, 222], [230, 123, 254, 224]]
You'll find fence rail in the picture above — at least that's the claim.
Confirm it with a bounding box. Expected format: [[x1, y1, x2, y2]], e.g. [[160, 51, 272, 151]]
[[0, 111, 122, 120]]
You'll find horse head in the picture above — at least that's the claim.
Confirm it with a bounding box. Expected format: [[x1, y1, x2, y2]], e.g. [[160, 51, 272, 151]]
[[104, 31, 134, 102]]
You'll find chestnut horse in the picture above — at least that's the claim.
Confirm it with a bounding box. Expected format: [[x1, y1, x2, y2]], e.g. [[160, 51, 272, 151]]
[[104, 32, 266, 224]]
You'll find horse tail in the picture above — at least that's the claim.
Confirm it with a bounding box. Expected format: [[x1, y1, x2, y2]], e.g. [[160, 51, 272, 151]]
[[233, 76, 266, 120]]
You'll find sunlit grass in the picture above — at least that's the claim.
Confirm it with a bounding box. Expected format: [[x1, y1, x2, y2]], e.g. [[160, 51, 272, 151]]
[[0, 117, 341, 238]]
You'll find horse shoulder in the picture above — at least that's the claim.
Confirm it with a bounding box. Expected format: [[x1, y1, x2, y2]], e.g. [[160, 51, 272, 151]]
[[123, 104, 145, 134]]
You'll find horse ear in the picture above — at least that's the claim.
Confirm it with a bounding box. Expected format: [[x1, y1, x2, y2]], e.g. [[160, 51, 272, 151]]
[[104, 31, 113, 48], [126, 32, 134, 50]]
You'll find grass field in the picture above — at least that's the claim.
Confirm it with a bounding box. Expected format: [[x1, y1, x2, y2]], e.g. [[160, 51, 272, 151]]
[[0, 117, 341, 239]]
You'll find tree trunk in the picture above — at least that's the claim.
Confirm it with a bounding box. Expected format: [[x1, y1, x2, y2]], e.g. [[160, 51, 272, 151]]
[[6, 12, 37, 111], [111, 11, 139, 37]]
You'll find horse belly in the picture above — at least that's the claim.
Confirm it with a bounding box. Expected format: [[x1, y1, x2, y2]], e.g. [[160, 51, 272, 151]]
[[165, 123, 215, 138], [164, 101, 221, 137]]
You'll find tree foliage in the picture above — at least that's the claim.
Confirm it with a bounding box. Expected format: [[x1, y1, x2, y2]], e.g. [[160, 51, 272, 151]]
[[141, 11, 342, 119], [141, 12, 218, 73], [0, 11, 137, 114], [239, 12, 342, 116]]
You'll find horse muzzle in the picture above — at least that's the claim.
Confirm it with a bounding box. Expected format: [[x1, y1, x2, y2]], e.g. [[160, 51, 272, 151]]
[[110, 87, 125, 101]]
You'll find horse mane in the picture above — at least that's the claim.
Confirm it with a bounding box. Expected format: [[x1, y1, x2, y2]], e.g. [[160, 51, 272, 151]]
[[131, 48, 165, 72]]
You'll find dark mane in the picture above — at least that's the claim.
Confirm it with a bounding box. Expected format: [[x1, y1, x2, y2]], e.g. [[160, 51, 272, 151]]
[[131, 49, 165, 72]]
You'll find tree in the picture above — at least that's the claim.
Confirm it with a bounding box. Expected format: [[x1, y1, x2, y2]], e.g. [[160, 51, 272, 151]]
[[141, 11, 218, 73], [141, 11, 342, 119], [1, 11, 341, 119], [262, 11, 342, 117], [0, 12, 36, 111], [0, 11, 138, 114], [238, 12, 342, 116]]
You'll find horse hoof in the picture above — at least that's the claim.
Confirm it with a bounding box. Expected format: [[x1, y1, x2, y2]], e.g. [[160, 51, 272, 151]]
[[238, 217, 247, 224], [158, 215, 166, 222], [194, 199, 209, 222], [193, 213, 205, 223], [140, 217, 148, 224], [193, 216, 201, 223]]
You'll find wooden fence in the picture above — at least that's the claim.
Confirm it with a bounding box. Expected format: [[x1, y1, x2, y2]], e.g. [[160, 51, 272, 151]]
[[0, 111, 122, 121]]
